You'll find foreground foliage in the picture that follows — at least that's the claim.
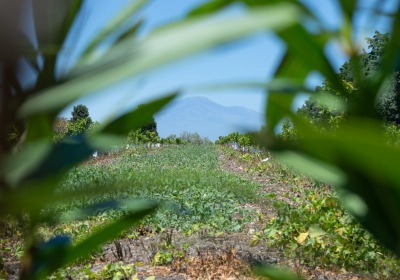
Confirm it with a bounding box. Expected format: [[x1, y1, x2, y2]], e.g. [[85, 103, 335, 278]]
[[220, 146, 400, 278], [1, 1, 301, 278], [3, 0, 400, 279]]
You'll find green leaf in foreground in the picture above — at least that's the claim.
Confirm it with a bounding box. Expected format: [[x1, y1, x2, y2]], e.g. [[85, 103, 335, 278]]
[[254, 265, 304, 280], [101, 94, 177, 135], [31, 200, 157, 280], [19, 2, 303, 116]]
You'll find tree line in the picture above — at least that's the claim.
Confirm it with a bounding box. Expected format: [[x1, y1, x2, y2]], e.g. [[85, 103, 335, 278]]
[[296, 30, 400, 142], [49, 104, 212, 146]]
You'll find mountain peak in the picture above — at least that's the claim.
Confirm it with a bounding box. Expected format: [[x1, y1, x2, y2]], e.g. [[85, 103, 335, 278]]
[[155, 96, 264, 141]]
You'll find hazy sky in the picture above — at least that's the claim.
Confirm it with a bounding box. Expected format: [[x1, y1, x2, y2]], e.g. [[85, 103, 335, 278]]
[[57, 0, 400, 122]]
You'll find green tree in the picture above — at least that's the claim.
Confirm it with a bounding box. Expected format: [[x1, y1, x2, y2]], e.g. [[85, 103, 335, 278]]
[[175, 137, 183, 144], [167, 134, 176, 141], [297, 78, 353, 131], [71, 104, 93, 128], [299, 30, 400, 126]]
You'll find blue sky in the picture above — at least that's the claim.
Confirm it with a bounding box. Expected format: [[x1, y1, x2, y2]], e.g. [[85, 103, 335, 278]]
[[58, 0, 399, 123]]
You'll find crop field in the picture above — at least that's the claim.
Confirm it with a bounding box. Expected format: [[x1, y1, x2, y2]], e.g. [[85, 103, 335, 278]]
[[1, 145, 400, 280], [1, 146, 262, 279]]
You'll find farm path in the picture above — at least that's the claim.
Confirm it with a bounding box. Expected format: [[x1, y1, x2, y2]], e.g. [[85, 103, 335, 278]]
[[216, 148, 370, 280], [217, 149, 304, 207]]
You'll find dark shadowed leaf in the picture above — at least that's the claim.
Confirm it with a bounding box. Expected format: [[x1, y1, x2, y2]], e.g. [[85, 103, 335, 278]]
[[101, 94, 177, 135], [266, 93, 295, 132], [32, 0, 82, 47], [274, 150, 346, 186], [64, 201, 157, 264], [264, 50, 313, 132], [2, 135, 93, 186], [188, 0, 235, 17], [30, 201, 156, 280], [254, 265, 303, 280], [339, 0, 356, 20], [278, 24, 344, 94], [83, 0, 149, 56]]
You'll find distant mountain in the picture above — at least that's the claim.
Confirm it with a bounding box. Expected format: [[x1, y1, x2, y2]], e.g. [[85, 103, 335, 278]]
[[154, 96, 265, 141]]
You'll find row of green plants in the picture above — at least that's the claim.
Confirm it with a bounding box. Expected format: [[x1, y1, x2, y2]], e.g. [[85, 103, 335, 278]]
[[215, 122, 298, 149], [219, 145, 400, 278], [55, 146, 259, 235], [262, 189, 400, 278], [127, 130, 187, 146]]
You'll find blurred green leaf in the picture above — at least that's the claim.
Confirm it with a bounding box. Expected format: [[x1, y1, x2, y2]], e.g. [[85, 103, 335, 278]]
[[88, 133, 126, 149], [264, 50, 313, 132], [187, 78, 308, 93], [188, 0, 235, 17], [19, 3, 303, 116], [1, 140, 53, 187], [115, 19, 144, 44], [254, 265, 303, 280], [340, 192, 368, 217], [275, 51, 313, 83], [0, 179, 132, 219], [60, 0, 85, 43], [83, 0, 149, 56], [339, 0, 356, 20], [278, 24, 345, 94], [375, 7, 400, 95], [2, 135, 94, 188], [312, 92, 348, 112], [101, 94, 176, 135], [30, 201, 156, 280], [266, 93, 295, 132], [64, 201, 157, 264], [275, 150, 346, 187], [24, 114, 54, 143], [32, 0, 79, 46], [61, 198, 152, 222]]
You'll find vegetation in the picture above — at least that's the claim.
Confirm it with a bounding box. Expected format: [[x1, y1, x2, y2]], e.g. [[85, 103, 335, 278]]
[[53, 116, 101, 143], [1, 145, 261, 279], [217, 142, 400, 278], [1, 0, 289, 279], [2, 0, 400, 280], [179, 131, 212, 145], [71, 105, 93, 129], [297, 31, 400, 131]]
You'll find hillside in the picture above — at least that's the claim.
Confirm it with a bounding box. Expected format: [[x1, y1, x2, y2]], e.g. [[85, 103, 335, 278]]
[[155, 96, 264, 141]]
